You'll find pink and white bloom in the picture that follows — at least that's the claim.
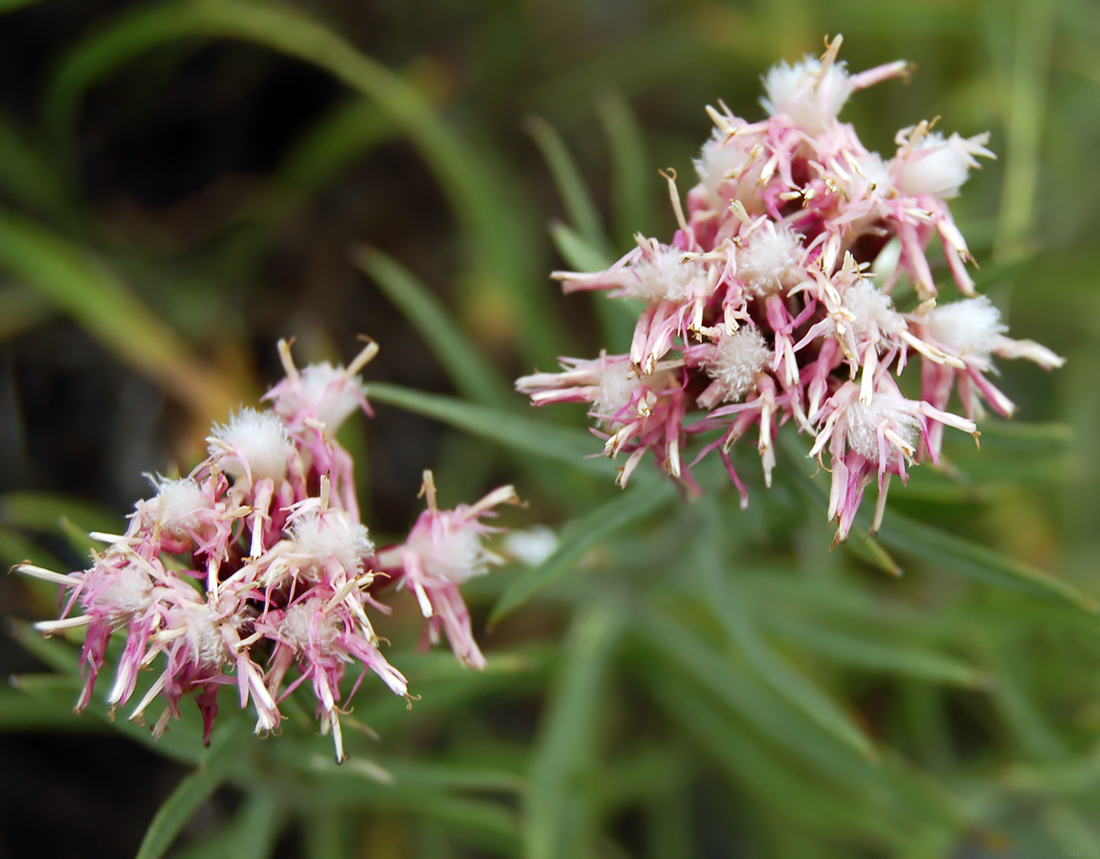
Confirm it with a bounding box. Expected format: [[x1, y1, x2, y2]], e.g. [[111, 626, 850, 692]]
[[377, 472, 519, 670], [518, 36, 1062, 541]]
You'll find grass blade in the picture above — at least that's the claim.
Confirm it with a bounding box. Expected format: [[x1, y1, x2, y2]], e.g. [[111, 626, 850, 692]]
[[135, 719, 252, 859], [525, 115, 609, 255], [764, 617, 990, 689], [490, 482, 678, 623], [526, 602, 622, 859], [365, 382, 611, 476], [694, 503, 876, 762], [878, 511, 1097, 615], [594, 91, 652, 247], [352, 246, 513, 409]]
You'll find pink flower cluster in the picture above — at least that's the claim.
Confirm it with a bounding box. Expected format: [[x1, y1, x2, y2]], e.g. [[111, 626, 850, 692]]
[[517, 37, 1063, 541], [19, 339, 518, 761]]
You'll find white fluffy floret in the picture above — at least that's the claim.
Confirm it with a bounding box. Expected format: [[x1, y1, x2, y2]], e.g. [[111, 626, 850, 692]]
[[621, 249, 706, 304], [279, 600, 341, 651], [289, 508, 373, 575], [180, 604, 232, 668], [703, 327, 771, 402], [925, 295, 1006, 360], [96, 562, 154, 624], [143, 476, 207, 536], [407, 520, 494, 584], [209, 407, 293, 482], [738, 225, 805, 297], [278, 363, 365, 431], [845, 395, 920, 463], [594, 361, 642, 418], [693, 129, 764, 209], [894, 130, 994, 200], [761, 56, 853, 134], [843, 279, 902, 338]]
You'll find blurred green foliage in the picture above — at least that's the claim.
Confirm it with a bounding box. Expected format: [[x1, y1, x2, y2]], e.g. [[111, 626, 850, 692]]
[[2, 0, 1100, 856]]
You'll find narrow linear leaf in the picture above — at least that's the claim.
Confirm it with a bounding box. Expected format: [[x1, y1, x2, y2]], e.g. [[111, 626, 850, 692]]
[[491, 483, 677, 623], [764, 616, 990, 689], [135, 719, 252, 859], [644, 672, 916, 853], [353, 247, 512, 408], [365, 382, 611, 476], [773, 430, 900, 576], [0, 214, 239, 421], [594, 91, 652, 246], [1, 491, 123, 535], [527, 603, 623, 859], [878, 511, 1097, 614], [548, 222, 636, 352], [525, 116, 608, 254], [777, 430, 1093, 611], [548, 222, 611, 273], [638, 605, 874, 772], [694, 505, 876, 762]]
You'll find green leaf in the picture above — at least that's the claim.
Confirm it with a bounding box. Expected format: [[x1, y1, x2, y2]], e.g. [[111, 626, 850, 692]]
[[365, 382, 610, 476], [0, 491, 123, 535], [526, 603, 623, 859], [135, 719, 252, 859], [594, 91, 652, 247], [693, 504, 877, 762], [776, 430, 1096, 613], [547, 223, 637, 352], [547, 222, 611, 272], [352, 246, 512, 409], [643, 671, 917, 853], [490, 482, 678, 623], [763, 616, 991, 689], [877, 511, 1097, 615], [0, 214, 239, 420], [525, 115, 609, 255]]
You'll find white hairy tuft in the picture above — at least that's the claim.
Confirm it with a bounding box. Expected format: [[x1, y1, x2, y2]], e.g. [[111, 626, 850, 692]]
[[738, 225, 805, 297], [703, 327, 771, 402], [925, 295, 1007, 360], [761, 56, 853, 133], [209, 408, 293, 482]]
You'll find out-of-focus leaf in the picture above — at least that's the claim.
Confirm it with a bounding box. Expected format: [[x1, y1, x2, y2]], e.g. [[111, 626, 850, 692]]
[[365, 382, 611, 476], [594, 91, 652, 247], [352, 247, 512, 409], [548, 222, 611, 272], [526, 115, 609, 255], [169, 789, 283, 859], [0, 678, 97, 732], [491, 482, 677, 623], [644, 671, 920, 854], [547, 222, 637, 352], [0, 214, 239, 421], [763, 616, 990, 689], [46, 0, 567, 368], [526, 602, 622, 859], [0, 491, 123, 535], [135, 719, 252, 859], [878, 511, 1097, 614], [777, 430, 1095, 612], [694, 504, 877, 762]]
